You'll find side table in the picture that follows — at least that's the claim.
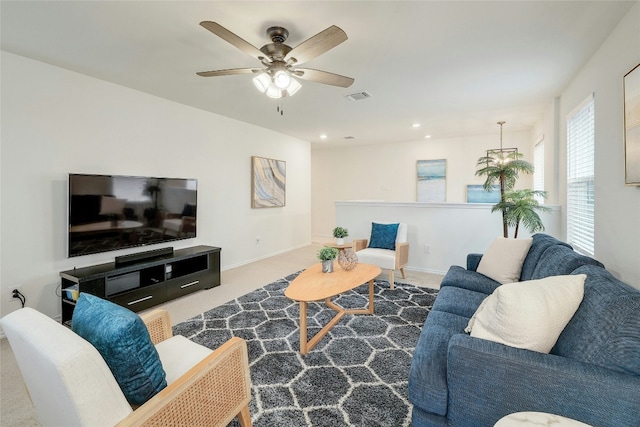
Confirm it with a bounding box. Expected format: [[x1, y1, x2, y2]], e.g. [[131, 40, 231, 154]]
[[324, 243, 353, 251], [494, 412, 592, 426]]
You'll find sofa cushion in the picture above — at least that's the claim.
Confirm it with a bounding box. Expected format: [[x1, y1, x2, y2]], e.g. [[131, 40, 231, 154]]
[[553, 266, 640, 375], [530, 244, 603, 280], [368, 222, 399, 250], [477, 237, 532, 284], [440, 265, 502, 295], [466, 274, 586, 353], [72, 294, 167, 405], [519, 233, 572, 281], [432, 286, 488, 319]]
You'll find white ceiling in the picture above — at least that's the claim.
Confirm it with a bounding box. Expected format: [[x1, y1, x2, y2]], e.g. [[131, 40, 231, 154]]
[[1, 1, 635, 146]]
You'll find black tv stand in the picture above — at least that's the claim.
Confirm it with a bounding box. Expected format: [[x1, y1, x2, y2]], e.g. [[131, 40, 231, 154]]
[[115, 247, 174, 268], [60, 245, 221, 324]]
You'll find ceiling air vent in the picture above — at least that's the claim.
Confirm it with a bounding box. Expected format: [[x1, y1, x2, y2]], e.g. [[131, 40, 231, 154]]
[[345, 91, 372, 101]]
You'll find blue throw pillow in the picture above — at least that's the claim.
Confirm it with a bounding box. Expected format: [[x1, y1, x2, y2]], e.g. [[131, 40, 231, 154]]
[[368, 222, 400, 250], [72, 293, 167, 405]]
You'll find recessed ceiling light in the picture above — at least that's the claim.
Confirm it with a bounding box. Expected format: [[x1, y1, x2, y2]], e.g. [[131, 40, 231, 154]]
[[320, 134, 328, 139], [412, 123, 421, 128], [424, 135, 432, 139]]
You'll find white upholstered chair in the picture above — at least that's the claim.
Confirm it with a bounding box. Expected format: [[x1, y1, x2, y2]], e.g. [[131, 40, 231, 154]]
[[353, 222, 409, 289], [1, 307, 252, 427]]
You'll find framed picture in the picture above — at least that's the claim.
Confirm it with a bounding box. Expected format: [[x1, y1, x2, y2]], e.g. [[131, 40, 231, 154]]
[[417, 159, 446, 202], [251, 156, 286, 208], [624, 63, 640, 185], [467, 184, 501, 203]]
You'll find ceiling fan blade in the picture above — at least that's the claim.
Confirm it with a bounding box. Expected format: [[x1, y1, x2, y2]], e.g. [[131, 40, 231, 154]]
[[294, 68, 354, 88], [200, 21, 266, 62], [196, 68, 261, 77], [285, 25, 348, 65]]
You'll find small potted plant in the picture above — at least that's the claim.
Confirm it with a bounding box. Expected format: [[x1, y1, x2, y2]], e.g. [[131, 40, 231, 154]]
[[317, 247, 339, 273], [332, 226, 349, 245]]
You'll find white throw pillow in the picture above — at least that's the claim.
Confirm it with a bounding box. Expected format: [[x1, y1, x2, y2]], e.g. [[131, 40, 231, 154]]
[[476, 237, 533, 284], [466, 274, 586, 353]]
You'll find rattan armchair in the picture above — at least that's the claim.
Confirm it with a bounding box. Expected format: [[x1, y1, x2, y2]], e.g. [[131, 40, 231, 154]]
[[353, 222, 409, 290], [1, 307, 252, 427], [119, 309, 253, 426]]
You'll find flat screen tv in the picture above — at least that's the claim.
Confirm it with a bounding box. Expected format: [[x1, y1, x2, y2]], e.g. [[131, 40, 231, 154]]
[[68, 174, 197, 258]]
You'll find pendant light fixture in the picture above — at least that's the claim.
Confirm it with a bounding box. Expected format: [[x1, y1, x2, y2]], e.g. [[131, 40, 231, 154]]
[[486, 121, 518, 165]]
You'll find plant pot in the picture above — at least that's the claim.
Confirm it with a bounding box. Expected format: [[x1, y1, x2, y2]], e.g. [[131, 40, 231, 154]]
[[321, 260, 334, 273], [336, 238, 345, 245]]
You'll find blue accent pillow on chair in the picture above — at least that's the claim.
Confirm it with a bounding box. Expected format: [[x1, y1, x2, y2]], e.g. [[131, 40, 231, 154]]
[[368, 222, 400, 250], [72, 293, 167, 405]]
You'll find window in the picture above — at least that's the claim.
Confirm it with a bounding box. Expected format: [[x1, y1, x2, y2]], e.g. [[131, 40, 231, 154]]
[[533, 138, 545, 203], [566, 95, 595, 256]]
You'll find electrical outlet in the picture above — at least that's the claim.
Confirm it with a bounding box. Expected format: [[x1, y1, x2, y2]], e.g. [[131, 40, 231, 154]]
[[423, 244, 431, 254]]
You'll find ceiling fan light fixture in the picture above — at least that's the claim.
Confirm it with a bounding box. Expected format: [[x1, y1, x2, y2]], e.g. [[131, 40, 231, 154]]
[[273, 70, 291, 89], [252, 72, 271, 93], [285, 77, 302, 96], [265, 85, 285, 99]]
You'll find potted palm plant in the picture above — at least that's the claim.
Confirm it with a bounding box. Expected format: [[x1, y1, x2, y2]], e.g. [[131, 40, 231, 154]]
[[492, 189, 550, 238], [475, 150, 536, 238], [317, 247, 339, 273], [332, 226, 349, 245]]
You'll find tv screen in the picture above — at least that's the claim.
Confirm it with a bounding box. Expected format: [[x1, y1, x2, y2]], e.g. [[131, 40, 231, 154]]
[[68, 174, 197, 257]]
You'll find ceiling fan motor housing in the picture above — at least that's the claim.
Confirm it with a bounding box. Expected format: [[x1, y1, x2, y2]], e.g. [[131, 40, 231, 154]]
[[266, 26, 289, 43]]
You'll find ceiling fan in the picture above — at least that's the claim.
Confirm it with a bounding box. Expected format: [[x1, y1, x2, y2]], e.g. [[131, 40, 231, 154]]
[[197, 21, 354, 99]]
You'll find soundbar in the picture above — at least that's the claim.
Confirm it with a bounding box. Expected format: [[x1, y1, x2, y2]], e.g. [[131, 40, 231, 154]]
[[115, 247, 174, 268]]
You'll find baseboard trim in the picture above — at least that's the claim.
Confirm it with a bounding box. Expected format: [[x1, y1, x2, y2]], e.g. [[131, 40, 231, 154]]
[[221, 242, 313, 272]]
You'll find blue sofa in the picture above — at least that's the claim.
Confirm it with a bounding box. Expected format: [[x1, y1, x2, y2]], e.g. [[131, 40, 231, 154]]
[[408, 234, 640, 427]]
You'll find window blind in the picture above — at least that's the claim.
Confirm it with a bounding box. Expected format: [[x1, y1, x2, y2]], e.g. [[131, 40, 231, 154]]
[[566, 95, 595, 256], [534, 138, 545, 203]]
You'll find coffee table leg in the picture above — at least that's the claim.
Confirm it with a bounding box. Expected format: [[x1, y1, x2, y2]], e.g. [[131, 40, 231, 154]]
[[368, 279, 374, 314], [298, 280, 376, 355], [299, 301, 308, 354]]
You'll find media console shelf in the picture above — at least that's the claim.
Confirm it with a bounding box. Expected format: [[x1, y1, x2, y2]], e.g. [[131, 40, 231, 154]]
[[60, 245, 221, 325]]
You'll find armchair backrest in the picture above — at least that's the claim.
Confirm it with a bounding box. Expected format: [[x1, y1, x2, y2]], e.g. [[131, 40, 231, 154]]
[[396, 223, 408, 244], [1, 308, 132, 427]]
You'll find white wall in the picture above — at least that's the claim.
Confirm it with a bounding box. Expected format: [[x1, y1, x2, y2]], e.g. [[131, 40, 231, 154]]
[[336, 201, 561, 274], [312, 129, 535, 239], [557, 1, 640, 285], [315, 2, 640, 288], [1, 52, 311, 319]]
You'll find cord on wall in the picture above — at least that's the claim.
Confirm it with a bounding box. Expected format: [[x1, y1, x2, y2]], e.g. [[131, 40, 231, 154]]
[[12, 289, 26, 308]]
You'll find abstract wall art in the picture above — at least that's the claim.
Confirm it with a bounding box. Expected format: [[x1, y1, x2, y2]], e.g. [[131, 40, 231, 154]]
[[466, 184, 501, 203], [624, 63, 640, 185], [417, 159, 446, 202], [251, 156, 286, 208]]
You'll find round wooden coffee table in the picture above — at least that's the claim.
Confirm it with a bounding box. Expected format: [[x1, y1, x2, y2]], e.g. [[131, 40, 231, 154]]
[[285, 262, 381, 354]]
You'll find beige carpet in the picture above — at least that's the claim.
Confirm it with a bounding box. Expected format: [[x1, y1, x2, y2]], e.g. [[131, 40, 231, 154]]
[[0, 244, 442, 426]]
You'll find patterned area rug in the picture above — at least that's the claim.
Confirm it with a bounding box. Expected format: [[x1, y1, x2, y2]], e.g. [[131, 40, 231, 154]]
[[173, 271, 438, 426]]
